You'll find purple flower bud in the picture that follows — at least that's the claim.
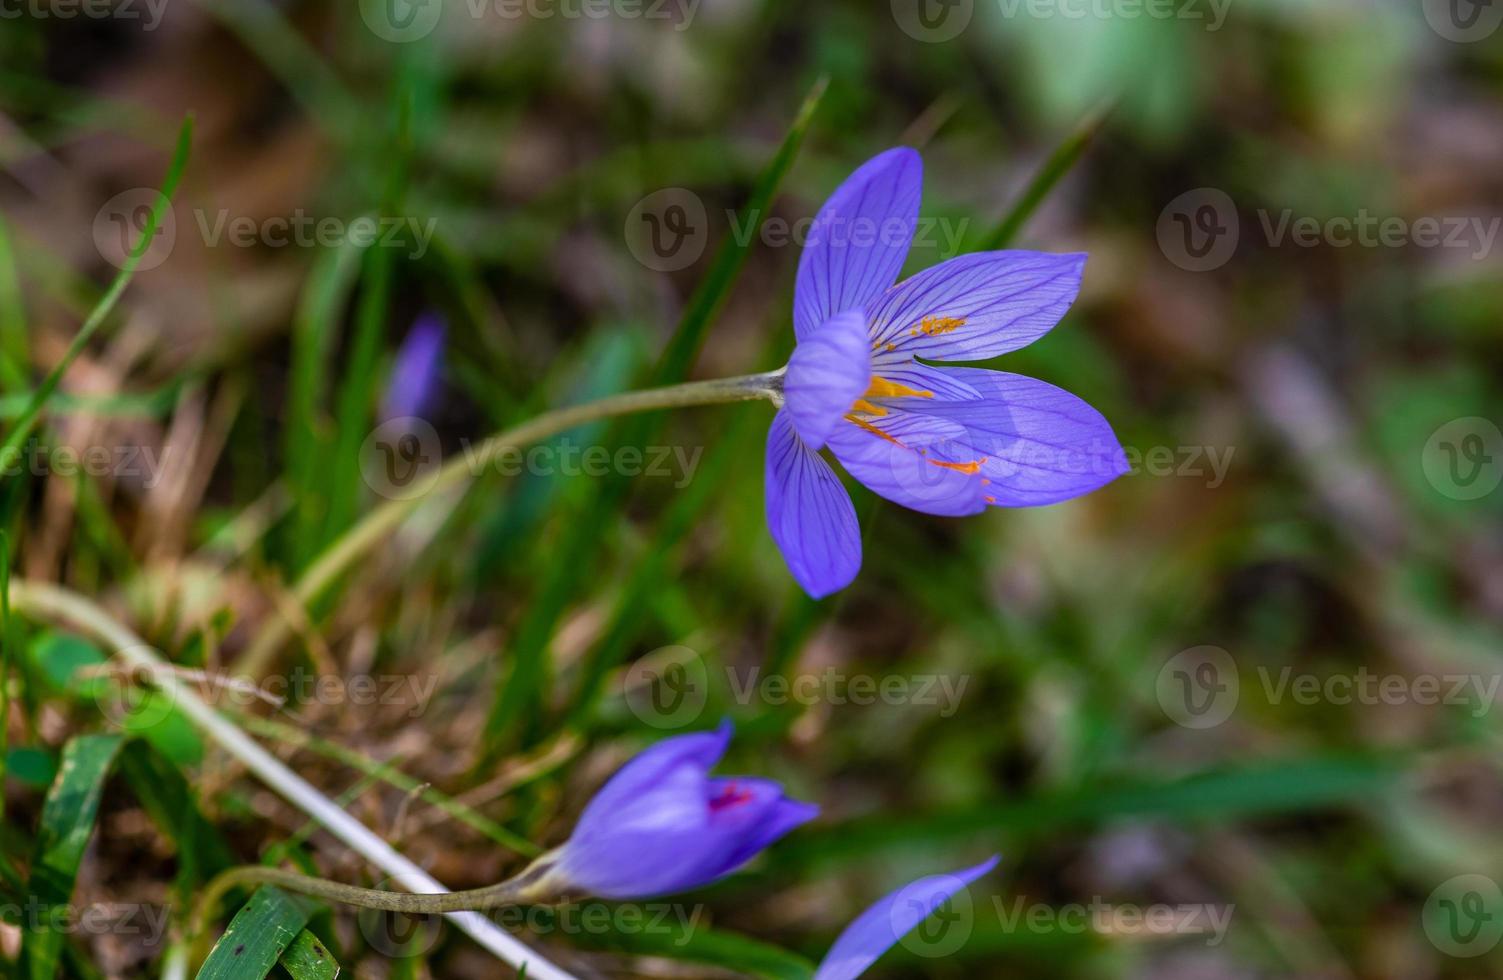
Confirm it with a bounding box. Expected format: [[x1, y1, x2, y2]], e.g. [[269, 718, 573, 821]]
[[544, 721, 817, 900], [813, 856, 999, 979], [381, 313, 446, 422]]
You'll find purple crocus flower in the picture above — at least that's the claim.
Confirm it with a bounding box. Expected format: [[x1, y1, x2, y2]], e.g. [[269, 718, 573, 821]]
[[381, 313, 446, 422], [767, 148, 1128, 597], [813, 855, 1000, 980], [544, 721, 817, 900]]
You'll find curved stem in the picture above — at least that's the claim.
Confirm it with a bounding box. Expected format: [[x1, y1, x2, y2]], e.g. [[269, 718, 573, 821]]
[[201, 865, 536, 916], [7, 581, 581, 980], [239, 371, 781, 675], [192, 855, 563, 963]]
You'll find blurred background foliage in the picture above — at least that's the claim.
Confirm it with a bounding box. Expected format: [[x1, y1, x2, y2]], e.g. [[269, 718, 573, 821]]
[[0, 0, 1501, 976]]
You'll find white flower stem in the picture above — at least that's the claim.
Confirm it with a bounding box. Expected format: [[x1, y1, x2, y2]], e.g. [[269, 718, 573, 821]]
[[8, 580, 581, 980]]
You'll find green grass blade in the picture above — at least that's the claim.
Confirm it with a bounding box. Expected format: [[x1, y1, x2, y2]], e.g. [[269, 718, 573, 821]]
[[284, 238, 368, 569], [976, 99, 1114, 250], [478, 77, 828, 756], [278, 929, 340, 980], [196, 887, 315, 980], [23, 734, 127, 980], [0, 215, 27, 390], [322, 244, 394, 544], [0, 117, 193, 469]]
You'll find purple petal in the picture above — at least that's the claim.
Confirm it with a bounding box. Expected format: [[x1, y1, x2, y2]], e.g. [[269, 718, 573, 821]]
[[907, 368, 1129, 506], [556, 733, 818, 898], [556, 763, 723, 898], [784, 310, 872, 450], [867, 251, 1085, 361], [701, 777, 820, 873], [765, 410, 862, 598], [571, 721, 731, 828], [824, 413, 990, 518], [813, 856, 1000, 980], [381, 313, 446, 421], [865, 358, 981, 402], [794, 148, 922, 341]]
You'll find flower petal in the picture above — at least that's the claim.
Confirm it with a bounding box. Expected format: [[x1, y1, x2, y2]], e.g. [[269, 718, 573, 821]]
[[905, 367, 1129, 506], [868, 251, 1086, 361], [813, 856, 1000, 980], [795, 148, 922, 341], [784, 309, 872, 450], [702, 777, 819, 873], [765, 410, 862, 598], [571, 721, 731, 830], [824, 412, 990, 518], [381, 313, 446, 421], [866, 356, 981, 402]]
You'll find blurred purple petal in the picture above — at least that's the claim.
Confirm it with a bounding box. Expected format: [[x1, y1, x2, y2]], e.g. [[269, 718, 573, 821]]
[[381, 314, 446, 421], [554, 722, 816, 899], [813, 856, 1000, 980], [765, 410, 862, 598], [867, 251, 1085, 361], [704, 777, 821, 869], [785, 309, 872, 450], [571, 721, 730, 822], [794, 148, 922, 341]]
